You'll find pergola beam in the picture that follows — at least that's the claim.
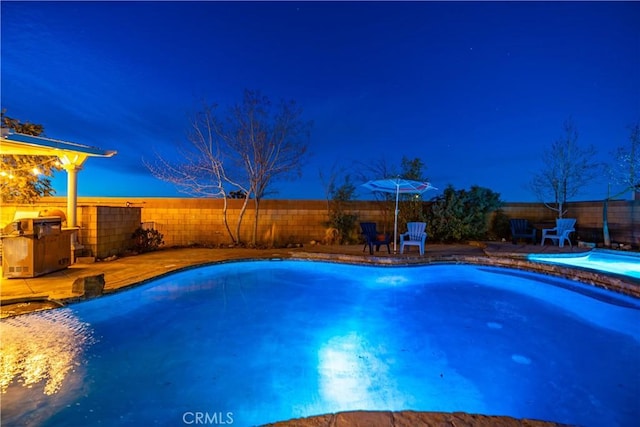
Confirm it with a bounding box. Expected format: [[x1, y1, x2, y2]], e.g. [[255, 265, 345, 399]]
[[1, 129, 116, 254]]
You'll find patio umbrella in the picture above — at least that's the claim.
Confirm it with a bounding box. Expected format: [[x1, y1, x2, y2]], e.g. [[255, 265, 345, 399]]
[[362, 178, 437, 253]]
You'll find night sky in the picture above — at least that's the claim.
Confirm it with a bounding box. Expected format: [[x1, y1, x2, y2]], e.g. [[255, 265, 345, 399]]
[[1, 1, 639, 202]]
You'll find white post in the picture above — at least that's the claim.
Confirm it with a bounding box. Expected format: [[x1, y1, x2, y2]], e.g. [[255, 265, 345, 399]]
[[64, 164, 80, 228], [62, 162, 83, 261], [394, 186, 399, 254]]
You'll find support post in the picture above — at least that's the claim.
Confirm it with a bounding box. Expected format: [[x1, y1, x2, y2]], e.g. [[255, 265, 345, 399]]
[[64, 164, 80, 228], [61, 161, 84, 262]]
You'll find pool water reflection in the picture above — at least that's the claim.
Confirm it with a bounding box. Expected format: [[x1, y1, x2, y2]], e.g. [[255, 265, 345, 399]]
[[1, 261, 639, 426]]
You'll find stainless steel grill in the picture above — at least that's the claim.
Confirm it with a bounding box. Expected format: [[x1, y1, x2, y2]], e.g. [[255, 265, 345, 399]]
[[1, 216, 73, 278]]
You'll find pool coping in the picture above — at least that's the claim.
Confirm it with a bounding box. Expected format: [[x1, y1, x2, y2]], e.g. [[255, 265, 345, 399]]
[[260, 409, 571, 427], [290, 250, 640, 299]]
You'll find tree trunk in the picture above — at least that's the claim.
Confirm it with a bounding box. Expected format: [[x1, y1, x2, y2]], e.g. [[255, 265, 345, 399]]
[[235, 196, 250, 245], [603, 198, 610, 247], [221, 196, 236, 244], [558, 201, 564, 219], [252, 197, 260, 247]]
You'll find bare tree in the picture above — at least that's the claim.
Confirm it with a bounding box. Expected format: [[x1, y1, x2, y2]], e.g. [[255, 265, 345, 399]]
[[530, 120, 599, 218], [319, 161, 347, 212], [145, 90, 311, 246], [222, 90, 311, 245], [144, 104, 249, 244], [602, 120, 640, 246], [610, 121, 640, 199]]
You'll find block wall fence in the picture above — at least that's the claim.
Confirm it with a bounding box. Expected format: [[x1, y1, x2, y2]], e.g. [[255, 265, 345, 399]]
[[1, 197, 638, 258]]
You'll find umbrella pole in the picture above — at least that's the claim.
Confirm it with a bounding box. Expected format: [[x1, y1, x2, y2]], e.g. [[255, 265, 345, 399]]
[[394, 187, 399, 254]]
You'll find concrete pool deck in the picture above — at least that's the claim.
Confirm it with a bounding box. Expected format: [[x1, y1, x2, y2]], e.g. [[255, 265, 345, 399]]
[[0, 242, 626, 427], [5, 241, 638, 318]]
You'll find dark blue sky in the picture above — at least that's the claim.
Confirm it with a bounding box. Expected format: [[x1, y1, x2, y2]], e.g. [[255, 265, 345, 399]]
[[2, 1, 639, 202]]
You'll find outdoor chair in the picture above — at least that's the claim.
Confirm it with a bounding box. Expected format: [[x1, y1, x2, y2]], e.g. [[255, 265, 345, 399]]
[[541, 218, 576, 248], [400, 222, 427, 255], [509, 218, 537, 244], [360, 222, 391, 255]]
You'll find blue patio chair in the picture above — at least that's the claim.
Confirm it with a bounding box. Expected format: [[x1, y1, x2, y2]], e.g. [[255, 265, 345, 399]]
[[400, 222, 427, 255], [541, 218, 576, 248]]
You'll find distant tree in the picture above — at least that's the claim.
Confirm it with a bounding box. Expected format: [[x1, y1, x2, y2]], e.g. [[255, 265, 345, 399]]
[[397, 156, 429, 226], [319, 161, 342, 209], [353, 157, 394, 233], [0, 110, 61, 204], [400, 156, 425, 181], [145, 90, 311, 246], [530, 120, 599, 218], [354, 156, 426, 184], [602, 120, 640, 246], [609, 121, 640, 199], [353, 157, 392, 184], [1, 111, 44, 135], [319, 161, 351, 216]]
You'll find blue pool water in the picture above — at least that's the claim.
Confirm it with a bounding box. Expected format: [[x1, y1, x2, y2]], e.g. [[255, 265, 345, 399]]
[[1, 261, 639, 427], [528, 249, 640, 279]]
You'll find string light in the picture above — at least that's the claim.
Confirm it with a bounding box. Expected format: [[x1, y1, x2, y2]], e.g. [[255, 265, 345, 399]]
[[0, 156, 60, 178]]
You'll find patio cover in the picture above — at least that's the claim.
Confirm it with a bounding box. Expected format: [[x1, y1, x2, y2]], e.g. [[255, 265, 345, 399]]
[[1, 128, 116, 230]]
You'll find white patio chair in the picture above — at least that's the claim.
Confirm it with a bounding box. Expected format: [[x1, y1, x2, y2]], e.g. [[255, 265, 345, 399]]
[[400, 222, 427, 255], [541, 218, 576, 248]]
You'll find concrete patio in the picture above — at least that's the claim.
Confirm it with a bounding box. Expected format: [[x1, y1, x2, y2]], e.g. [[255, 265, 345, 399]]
[[0, 242, 592, 318]]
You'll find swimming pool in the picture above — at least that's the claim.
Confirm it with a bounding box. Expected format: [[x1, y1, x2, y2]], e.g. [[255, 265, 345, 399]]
[[2, 261, 639, 426], [528, 249, 640, 280]]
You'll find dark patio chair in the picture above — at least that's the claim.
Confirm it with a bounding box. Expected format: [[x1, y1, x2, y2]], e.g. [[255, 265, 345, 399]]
[[360, 222, 392, 255], [509, 219, 537, 244]]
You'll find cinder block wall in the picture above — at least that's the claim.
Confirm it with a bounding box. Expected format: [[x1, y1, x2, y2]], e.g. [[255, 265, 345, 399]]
[[501, 203, 558, 223], [567, 200, 639, 244], [93, 206, 142, 258], [500, 201, 639, 244], [2, 198, 638, 258], [123, 198, 385, 247]]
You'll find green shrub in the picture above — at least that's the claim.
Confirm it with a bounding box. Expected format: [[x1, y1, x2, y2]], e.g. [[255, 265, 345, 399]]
[[398, 197, 428, 231], [132, 227, 165, 253], [324, 174, 359, 244], [326, 211, 359, 244], [427, 185, 502, 242], [488, 209, 511, 241]]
